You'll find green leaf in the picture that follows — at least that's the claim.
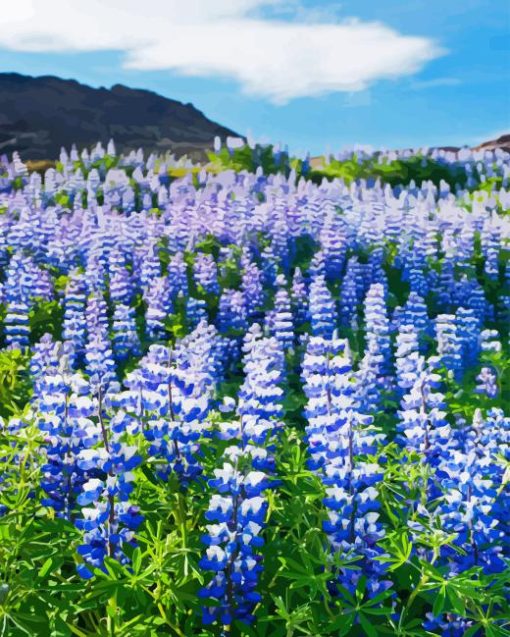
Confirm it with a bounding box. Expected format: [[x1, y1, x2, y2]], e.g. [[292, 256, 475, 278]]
[[131, 547, 142, 574], [327, 612, 355, 635], [446, 587, 465, 616], [37, 557, 54, 579], [359, 612, 379, 637], [432, 586, 446, 617]]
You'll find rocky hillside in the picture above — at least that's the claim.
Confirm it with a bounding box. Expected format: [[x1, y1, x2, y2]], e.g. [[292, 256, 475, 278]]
[[0, 73, 242, 161], [473, 134, 510, 153]]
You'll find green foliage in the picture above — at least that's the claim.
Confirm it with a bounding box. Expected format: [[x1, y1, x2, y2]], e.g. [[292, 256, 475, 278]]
[[0, 349, 31, 418], [293, 235, 320, 273], [54, 192, 72, 208], [195, 235, 223, 260], [207, 144, 293, 177], [309, 155, 468, 190], [11, 176, 26, 191], [29, 300, 64, 344], [206, 145, 475, 191]]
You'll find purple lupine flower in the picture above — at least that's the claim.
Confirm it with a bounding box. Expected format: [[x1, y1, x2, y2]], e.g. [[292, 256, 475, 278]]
[[144, 276, 171, 341], [108, 248, 133, 305], [85, 294, 116, 391], [194, 253, 220, 296], [217, 289, 247, 334], [241, 259, 265, 320], [290, 267, 309, 329], [167, 252, 189, 300]]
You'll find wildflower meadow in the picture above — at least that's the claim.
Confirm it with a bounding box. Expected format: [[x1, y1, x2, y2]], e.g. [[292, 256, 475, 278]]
[[0, 140, 508, 636]]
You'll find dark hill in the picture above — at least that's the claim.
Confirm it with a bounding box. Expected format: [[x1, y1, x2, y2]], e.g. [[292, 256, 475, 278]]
[[0, 73, 243, 161]]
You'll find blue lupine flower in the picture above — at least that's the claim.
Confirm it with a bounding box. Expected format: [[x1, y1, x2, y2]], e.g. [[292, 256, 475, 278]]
[[30, 333, 65, 394], [37, 371, 100, 519], [167, 252, 189, 300], [186, 296, 208, 330], [4, 299, 31, 349], [394, 323, 421, 396], [269, 275, 294, 352], [356, 283, 393, 412], [309, 274, 336, 338], [145, 276, 171, 341], [423, 613, 475, 637], [456, 307, 480, 369], [238, 324, 285, 424], [475, 366, 498, 398], [427, 408, 510, 583], [396, 356, 454, 464], [435, 314, 463, 380], [290, 267, 309, 329], [75, 384, 143, 578], [199, 321, 286, 626], [119, 323, 221, 486], [199, 449, 268, 626], [112, 303, 141, 362], [400, 292, 430, 350], [339, 257, 360, 328], [320, 214, 346, 281], [139, 241, 161, 293], [62, 271, 88, 368], [302, 333, 390, 599]]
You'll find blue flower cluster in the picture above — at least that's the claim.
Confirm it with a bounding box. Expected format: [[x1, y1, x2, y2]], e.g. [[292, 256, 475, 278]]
[[302, 333, 390, 600], [200, 326, 285, 626]]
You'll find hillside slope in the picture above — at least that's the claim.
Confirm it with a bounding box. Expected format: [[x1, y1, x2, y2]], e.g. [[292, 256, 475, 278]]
[[0, 73, 242, 161]]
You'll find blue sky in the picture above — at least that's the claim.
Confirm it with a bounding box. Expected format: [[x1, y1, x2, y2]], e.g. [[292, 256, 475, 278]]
[[0, 0, 509, 156]]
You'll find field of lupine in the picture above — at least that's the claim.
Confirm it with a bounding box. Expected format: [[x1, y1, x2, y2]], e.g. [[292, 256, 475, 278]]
[[0, 140, 509, 637]]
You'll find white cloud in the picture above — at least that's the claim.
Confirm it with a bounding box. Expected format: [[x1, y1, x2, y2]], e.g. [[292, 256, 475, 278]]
[[0, 0, 443, 103]]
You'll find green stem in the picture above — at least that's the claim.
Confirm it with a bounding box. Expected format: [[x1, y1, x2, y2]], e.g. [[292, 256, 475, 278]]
[[107, 594, 117, 637], [157, 604, 186, 637]]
